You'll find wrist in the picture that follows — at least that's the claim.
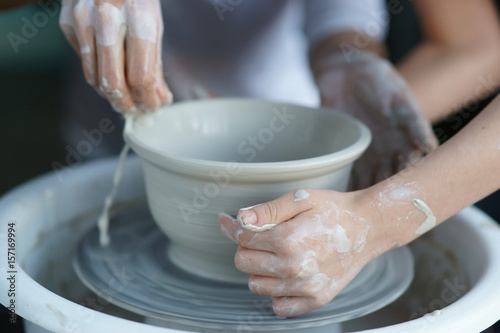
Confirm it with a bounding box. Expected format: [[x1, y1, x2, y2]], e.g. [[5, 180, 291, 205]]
[[310, 31, 385, 68], [311, 38, 383, 82], [354, 182, 422, 251]]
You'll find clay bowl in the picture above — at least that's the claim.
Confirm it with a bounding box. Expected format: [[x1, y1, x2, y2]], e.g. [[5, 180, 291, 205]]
[[124, 98, 371, 283]]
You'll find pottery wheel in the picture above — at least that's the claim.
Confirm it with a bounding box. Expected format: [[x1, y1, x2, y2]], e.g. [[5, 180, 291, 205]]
[[74, 206, 414, 332]]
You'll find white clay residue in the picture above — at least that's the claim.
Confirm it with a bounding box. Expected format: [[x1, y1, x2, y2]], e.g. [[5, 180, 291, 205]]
[[331, 225, 351, 253], [95, 3, 126, 46], [135, 114, 155, 127], [110, 89, 123, 99], [307, 273, 329, 293], [237, 216, 276, 232], [375, 181, 419, 209], [286, 209, 352, 254], [219, 221, 233, 241], [235, 228, 244, 240], [236, 204, 277, 232], [59, 0, 160, 49], [102, 77, 109, 88], [353, 225, 370, 253], [330, 277, 338, 289], [127, 12, 158, 43], [497, 143, 500, 151], [412, 198, 436, 235], [295, 250, 316, 278], [389, 187, 416, 200], [294, 189, 310, 202], [80, 45, 91, 54], [424, 309, 442, 318], [98, 117, 133, 246], [46, 303, 68, 327], [339, 253, 352, 269]]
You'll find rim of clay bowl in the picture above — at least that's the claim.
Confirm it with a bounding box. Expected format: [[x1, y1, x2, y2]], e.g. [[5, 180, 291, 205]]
[[124, 98, 371, 180]]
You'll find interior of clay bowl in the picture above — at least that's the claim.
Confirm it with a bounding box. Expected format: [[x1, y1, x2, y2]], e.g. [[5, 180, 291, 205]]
[[125, 98, 371, 176], [124, 98, 371, 283]]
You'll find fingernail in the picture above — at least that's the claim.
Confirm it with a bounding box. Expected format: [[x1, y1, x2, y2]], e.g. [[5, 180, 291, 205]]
[[109, 89, 123, 100], [167, 90, 174, 104], [219, 223, 234, 241], [238, 209, 257, 226]]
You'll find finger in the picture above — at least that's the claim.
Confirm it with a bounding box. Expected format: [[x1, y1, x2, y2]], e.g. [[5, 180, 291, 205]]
[[392, 93, 438, 154], [93, 4, 137, 113], [71, 6, 99, 88], [126, 37, 160, 112], [406, 149, 424, 168], [248, 276, 292, 297], [235, 247, 281, 278], [59, 2, 79, 52], [218, 214, 275, 252], [250, 273, 331, 299], [155, 61, 172, 105], [317, 68, 346, 108], [95, 20, 137, 114], [272, 296, 327, 318], [236, 189, 315, 230], [97, 42, 136, 113], [352, 63, 395, 123], [353, 76, 383, 115], [153, 15, 173, 105]]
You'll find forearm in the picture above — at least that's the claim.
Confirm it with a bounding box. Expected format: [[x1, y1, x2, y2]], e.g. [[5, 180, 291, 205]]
[[361, 94, 500, 245], [397, 0, 500, 123], [397, 41, 500, 123], [0, 0, 38, 10]]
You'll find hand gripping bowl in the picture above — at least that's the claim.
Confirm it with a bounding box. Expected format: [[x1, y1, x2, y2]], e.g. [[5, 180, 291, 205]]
[[124, 98, 371, 283]]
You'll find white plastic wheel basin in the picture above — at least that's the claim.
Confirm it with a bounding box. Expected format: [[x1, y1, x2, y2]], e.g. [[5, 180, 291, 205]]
[[1, 157, 500, 333]]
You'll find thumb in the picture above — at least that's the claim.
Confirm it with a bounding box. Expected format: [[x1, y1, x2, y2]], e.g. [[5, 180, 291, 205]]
[[237, 189, 315, 232]]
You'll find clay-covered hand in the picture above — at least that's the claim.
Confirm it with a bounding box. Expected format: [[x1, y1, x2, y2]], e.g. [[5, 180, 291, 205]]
[[315, 52, 438, 189], [59, 0, 172, 114], [218, 189, 392, 318]]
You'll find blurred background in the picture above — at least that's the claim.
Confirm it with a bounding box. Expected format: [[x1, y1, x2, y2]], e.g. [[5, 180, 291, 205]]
[[0, 1, 499, 332]]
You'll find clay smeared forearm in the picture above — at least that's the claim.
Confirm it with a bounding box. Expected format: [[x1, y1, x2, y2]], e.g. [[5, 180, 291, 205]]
[[364, 94, 500, 245]]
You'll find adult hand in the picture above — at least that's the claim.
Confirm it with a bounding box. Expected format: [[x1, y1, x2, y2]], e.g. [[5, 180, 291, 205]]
[[218, 189, 393, 318], [59, 0, 172, 114], [316, 52, 438, 189]]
